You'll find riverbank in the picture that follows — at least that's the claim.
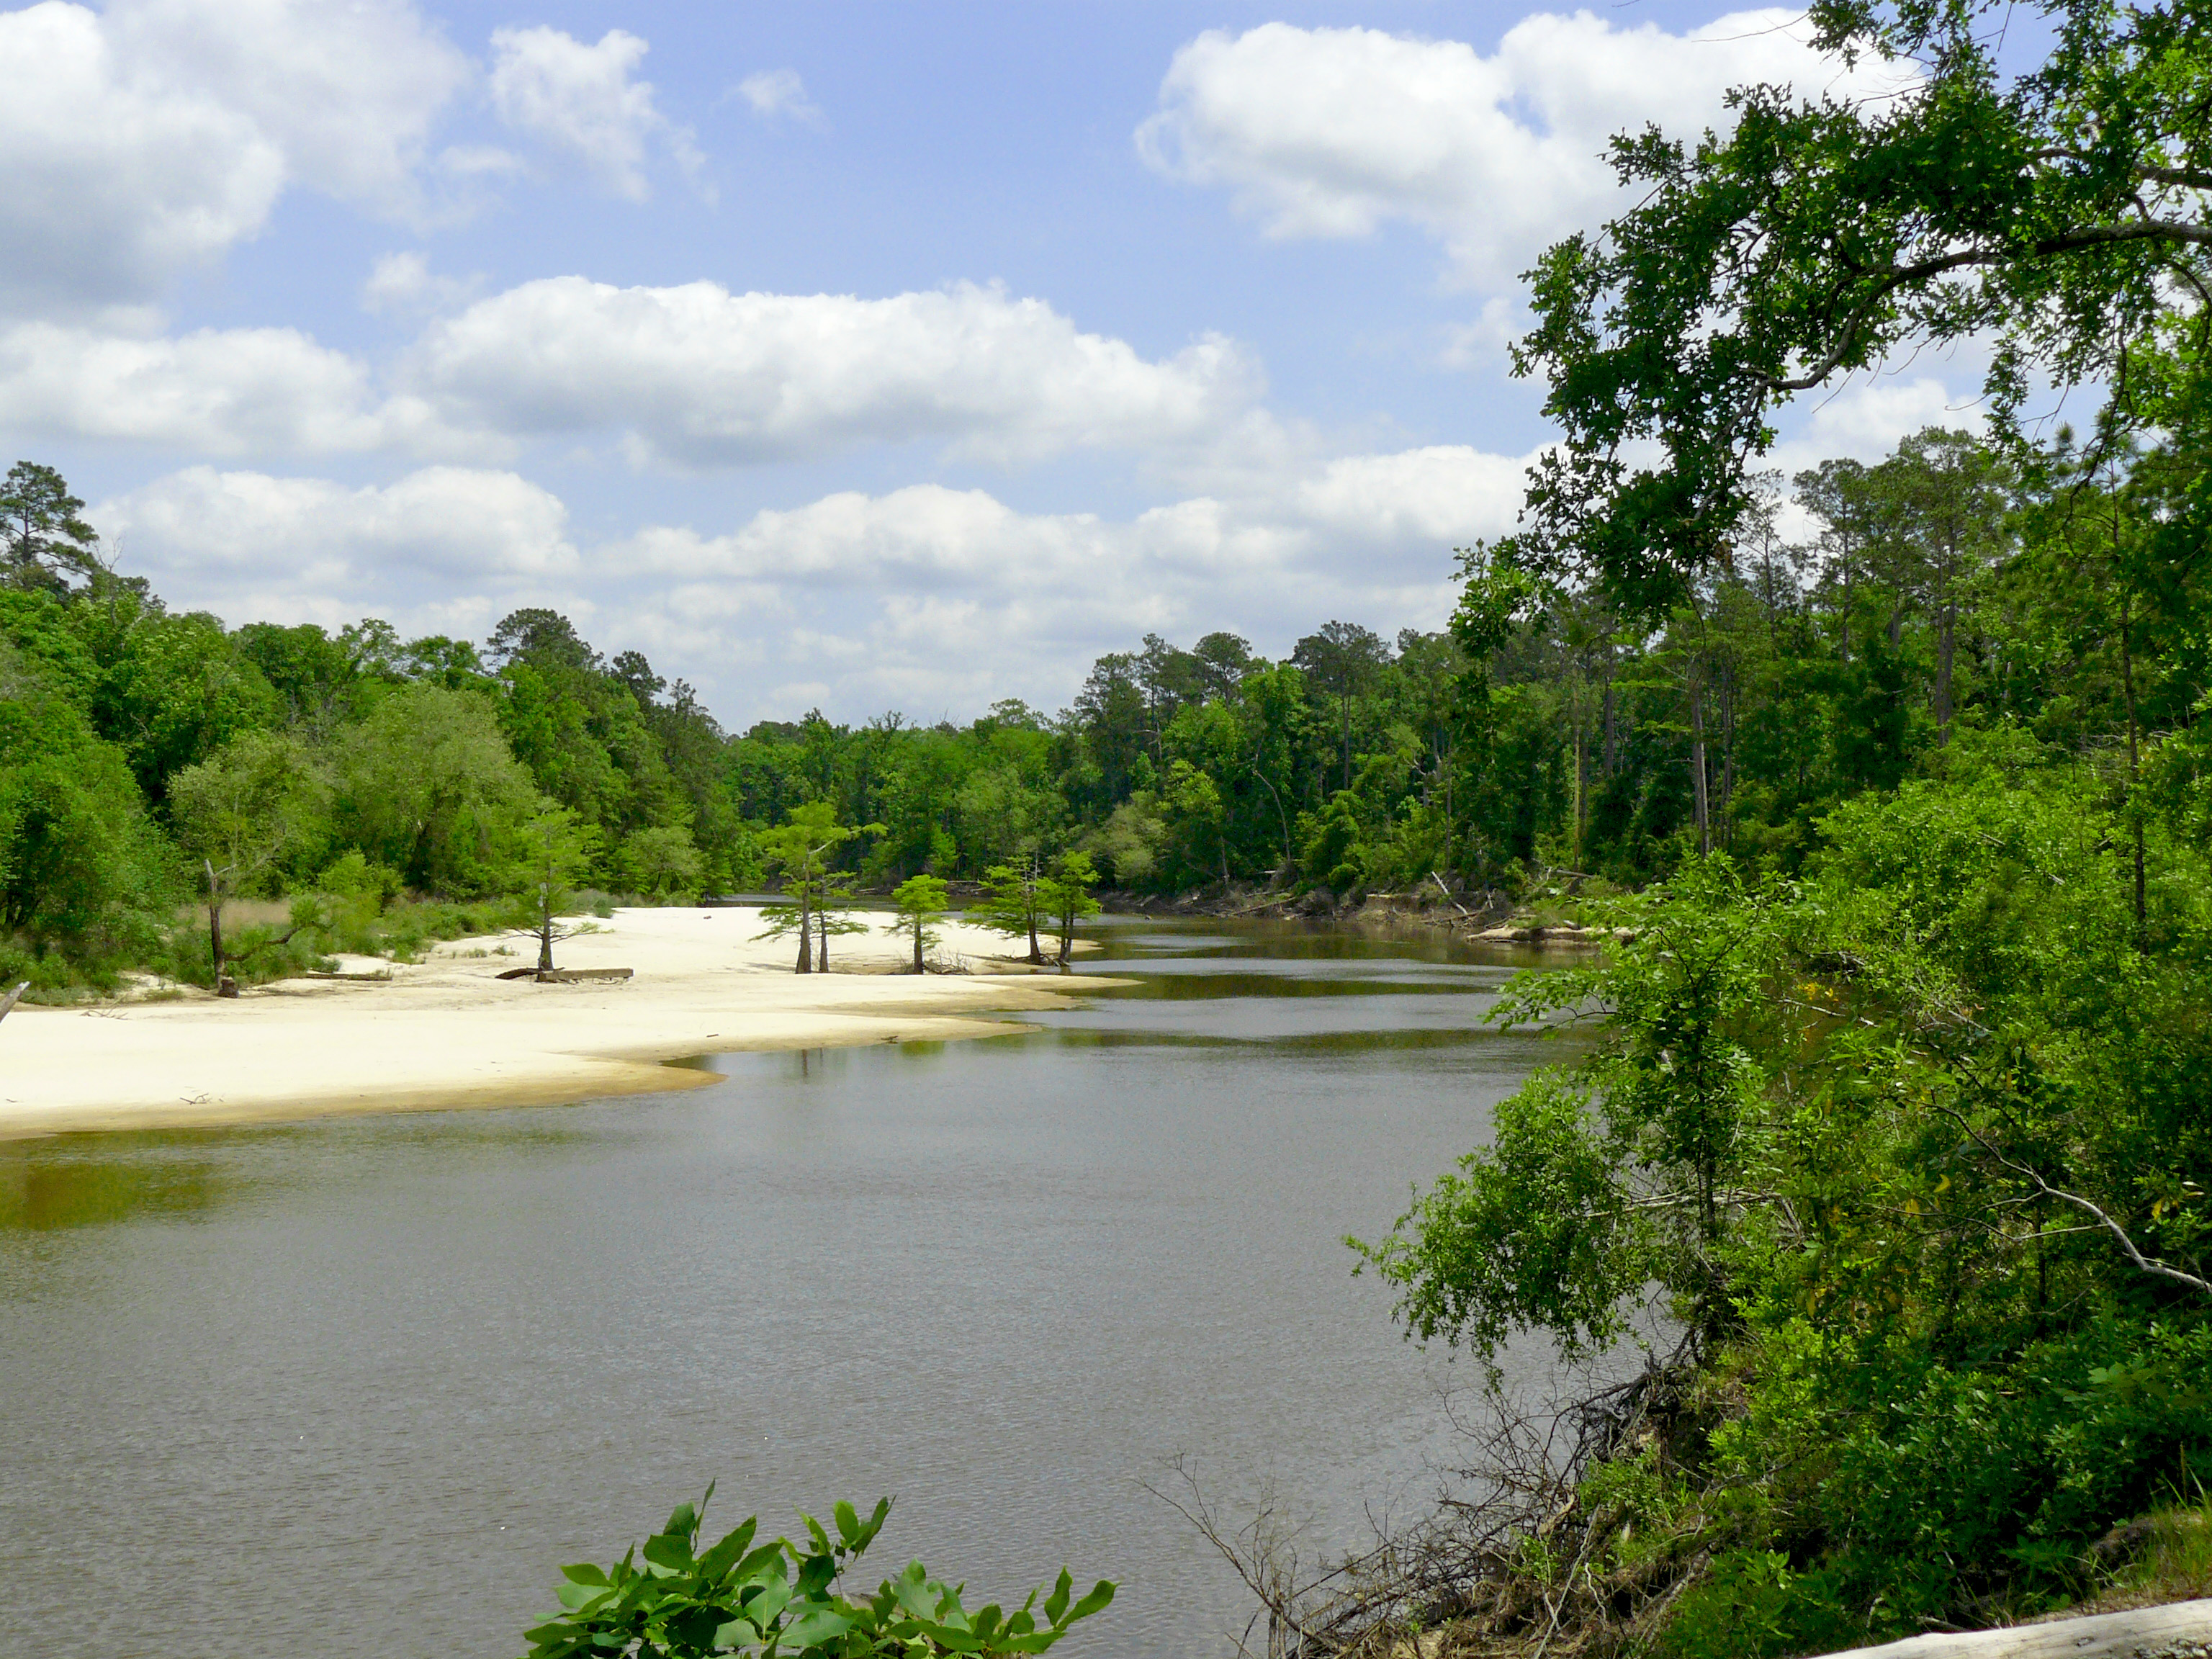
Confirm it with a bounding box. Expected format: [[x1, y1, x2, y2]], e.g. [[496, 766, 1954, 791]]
[[0, 907, 1117, 1139]]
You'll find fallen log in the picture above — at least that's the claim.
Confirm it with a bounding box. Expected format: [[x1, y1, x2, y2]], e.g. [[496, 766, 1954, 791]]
[[529, 967, 634, 984], [0, 980, 26, 1025], [1822, 1599, 2212, 1659], [303, 971, 393, 982]]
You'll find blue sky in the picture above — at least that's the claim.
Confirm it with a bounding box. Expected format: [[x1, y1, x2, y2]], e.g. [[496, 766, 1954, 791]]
[[0, 0, 1951, 727]]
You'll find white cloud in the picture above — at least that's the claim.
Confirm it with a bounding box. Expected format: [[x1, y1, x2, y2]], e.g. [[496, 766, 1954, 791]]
[[489, 26, 702, 201], [0, 320, 477, 457], [1295, 446, 1527, 545], [104, 0, 469, 218], [737, 68, 821, 125], [409, 277, 1260, 466], [1139, 10, 1915, 289], [361, 251, 480, 315], [0, 1, 284, 315], [0, 0, 470, 315], [96, 466, 577, 593]]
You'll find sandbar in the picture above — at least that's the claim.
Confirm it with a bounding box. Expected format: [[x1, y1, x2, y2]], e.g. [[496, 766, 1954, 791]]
[[0, 907, 1120, 1138]]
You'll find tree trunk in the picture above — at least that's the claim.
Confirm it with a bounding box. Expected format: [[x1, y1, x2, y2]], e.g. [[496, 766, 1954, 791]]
[[1935, 599, 1956, 748], [795, 886, 812, 974], [536, 883, 556, 972], [2121, 595, 2146, 939], [816, 903, 829, 972], [1689, 670, 1712, 858], [912, 917, 926, 973], [205, 859, 238, 997], [1573, 713, 1587, 863]]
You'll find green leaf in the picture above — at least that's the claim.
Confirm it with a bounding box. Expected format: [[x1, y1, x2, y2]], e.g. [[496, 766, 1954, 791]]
[[559, 1563, 611, 1587], [642, 1532, 694, 1573], [1042, 1568, 1071, 1626], [1066, 1581, 1116, 1623], [889, 1561, 938, 1622], [712, 1615, 762, 1650], [777, 1606, 854, 1650], [733, 1542, 788, 1584], [744, 1576, 792, 1627], [801, 1513, 834, 1560], [553, 1581, 613, 1612], [832, 1500, 861, 1550], [698, 1517, 759, 1579]]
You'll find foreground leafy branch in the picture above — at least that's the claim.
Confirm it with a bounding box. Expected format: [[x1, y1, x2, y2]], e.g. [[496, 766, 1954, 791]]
[[521, 1489, 1113, 1659]]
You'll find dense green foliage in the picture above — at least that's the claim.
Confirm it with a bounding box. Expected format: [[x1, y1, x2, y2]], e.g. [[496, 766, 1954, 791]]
[[1338, 0, 2212, 1647], [521, 1490, 1112, 1659]]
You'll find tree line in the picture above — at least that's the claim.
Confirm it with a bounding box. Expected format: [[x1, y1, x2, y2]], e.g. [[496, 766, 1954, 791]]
[[1, 399, 2195, 996]]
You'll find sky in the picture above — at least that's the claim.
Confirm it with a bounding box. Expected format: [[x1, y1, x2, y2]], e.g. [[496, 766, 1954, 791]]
[[0, 0, 1967, 729]]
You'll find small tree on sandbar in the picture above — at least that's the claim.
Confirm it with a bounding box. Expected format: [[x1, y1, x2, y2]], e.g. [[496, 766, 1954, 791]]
[[1041, 850, 1101, 968], [756, 801, 879, 974], [888, 874, 950, 973], [511, 802, 598, 972], [973, 855, 1048, 963]]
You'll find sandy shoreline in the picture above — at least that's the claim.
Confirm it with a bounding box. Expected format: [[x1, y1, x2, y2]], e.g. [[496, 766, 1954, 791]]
[[1, 906, 1120, 1139]]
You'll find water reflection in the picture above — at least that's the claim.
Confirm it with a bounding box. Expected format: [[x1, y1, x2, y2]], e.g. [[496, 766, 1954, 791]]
[[0, 916, 1560, 1659], [0, 1136, 237, 1231]]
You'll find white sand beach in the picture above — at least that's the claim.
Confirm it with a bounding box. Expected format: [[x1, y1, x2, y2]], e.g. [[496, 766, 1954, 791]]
[[0, 907, 1114, 1138]]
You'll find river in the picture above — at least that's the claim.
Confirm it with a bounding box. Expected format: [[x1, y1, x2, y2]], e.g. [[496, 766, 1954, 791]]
[[0, 917, 1565, 1659]]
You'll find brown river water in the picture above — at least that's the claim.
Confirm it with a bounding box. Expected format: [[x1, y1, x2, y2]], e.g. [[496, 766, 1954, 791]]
[[0, 917, 1567, 1659]]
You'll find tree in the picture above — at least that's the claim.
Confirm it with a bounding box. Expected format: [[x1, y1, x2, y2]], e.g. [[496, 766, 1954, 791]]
[[169, 731, 332, 994], [813, 873, 871, 970], [757, 801, 878, 974], [1039, 850, 1100, 967], [509, 803, 598, 973], [0, 645, 171, 966], [972, 857, 1048, 963], [1294, 621, 1390, 792], [336, 683, 539, 894], [0, 462, 101, 595], [888, 873, 950, 972], [1509, 0, 2211, 617], [1879, 429, 2013, 748], [486, 607, 597, 673], [619, 825, 705, 899], [1190, 631, 1255, 702]]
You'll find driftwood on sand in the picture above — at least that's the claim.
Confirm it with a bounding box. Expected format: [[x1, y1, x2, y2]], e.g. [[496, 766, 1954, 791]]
[[0, 980, 26, 1025], [495, 966, 636, 984]]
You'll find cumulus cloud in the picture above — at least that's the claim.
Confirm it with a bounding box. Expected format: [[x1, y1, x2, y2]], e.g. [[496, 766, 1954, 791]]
[[737, 68, 821, 125], [0, 276, 1258, 466], [96, 439, 1530, 718], [104, 0, 469, 217], [0, 0, 470, 315], [408, 277, 1260, 466], [1139, 11, 1914, 289], [96, 465, 577, 608], [489, 26, 702, 201], [0, 320, 482, 457], [0, 2, 284, 315], [361, 251, 480, 315]]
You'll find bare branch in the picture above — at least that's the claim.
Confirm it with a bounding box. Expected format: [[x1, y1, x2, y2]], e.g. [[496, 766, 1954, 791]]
[[1935, 1105, 2210, 1297]]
